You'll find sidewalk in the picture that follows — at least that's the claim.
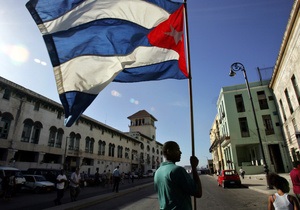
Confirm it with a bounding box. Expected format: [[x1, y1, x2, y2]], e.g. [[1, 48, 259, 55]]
[[237, 173, 292, 195]]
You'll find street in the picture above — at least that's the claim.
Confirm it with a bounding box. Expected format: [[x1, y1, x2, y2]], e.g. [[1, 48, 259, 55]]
[[83, 175, 268, 210], [0, 177, 153, 210], [0, 175, 270, 210]]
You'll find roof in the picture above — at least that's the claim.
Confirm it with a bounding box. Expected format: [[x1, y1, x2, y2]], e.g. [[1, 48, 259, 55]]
[[127, 110, 157, 121]]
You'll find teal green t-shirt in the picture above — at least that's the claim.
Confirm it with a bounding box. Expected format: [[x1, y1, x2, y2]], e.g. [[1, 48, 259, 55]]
[[154, 162, 198, 210]]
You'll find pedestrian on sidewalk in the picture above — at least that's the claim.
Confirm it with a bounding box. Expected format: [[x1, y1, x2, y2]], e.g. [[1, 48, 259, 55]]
[[267, 173, 299, 210], [112, 166, 120, 193], [290, 161, 300, 201], [54, 169, 67, 205], [70, 167, 81, 202]]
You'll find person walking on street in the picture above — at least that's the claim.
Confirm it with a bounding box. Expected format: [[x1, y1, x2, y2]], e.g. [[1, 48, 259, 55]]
[[54, 169, 67, 205], [106, 170, 112, 187], [268, 173, 299, 210], [70, 167, 81, 202], [154, 141, 202, 210], [290, 161, 300, 201], [239, 167, 245, 179], [2, 172, 11, 200], [112, 166, 120, 193], [94, 169, 100, 186]]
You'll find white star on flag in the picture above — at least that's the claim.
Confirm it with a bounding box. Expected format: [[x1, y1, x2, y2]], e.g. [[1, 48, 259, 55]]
[[165, 25, 183, 45]]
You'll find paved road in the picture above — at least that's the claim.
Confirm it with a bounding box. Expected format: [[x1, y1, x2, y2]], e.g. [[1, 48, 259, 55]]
[[1, 177, 153, 210], [80, 175, 269, 210], [2, 174, 287, 210]]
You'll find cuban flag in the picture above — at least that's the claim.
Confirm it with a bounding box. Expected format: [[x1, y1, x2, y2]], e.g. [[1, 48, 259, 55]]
[[26, 0, 188, 127]]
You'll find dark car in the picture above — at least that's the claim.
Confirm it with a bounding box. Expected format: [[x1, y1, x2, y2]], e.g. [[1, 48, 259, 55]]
[[217, 170, 241, 188]]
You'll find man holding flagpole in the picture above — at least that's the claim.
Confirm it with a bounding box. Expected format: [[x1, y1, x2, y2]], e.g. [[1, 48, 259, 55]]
[[154, 141, 202, 210]]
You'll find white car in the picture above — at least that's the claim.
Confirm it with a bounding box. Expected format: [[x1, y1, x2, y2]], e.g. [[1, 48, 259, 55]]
[[23, 175, 55, 193], [0, 166, 26, 193]]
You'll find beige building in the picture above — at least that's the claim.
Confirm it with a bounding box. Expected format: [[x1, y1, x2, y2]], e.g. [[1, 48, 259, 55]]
[[270, 1, 300, 163], [0, 76, 163, 175]]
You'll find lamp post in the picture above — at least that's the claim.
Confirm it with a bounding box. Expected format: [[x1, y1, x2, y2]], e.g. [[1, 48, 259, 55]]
[[229, 62, 272, 189], [64, 136, 69, 171]]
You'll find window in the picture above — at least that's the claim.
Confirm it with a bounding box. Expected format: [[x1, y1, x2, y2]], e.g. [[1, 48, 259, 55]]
[[286, 125, 292, 144], [117, 146, 123, 158], [239, 117, 250, 137], [109, 143, 115, 157], [285, 89, 294, 114], [74, 135, 80, 151], [98, 140, 106, 155], [292, 118, 299, 133], [57, 112, 62, 119], [21, 119, 34, 142], [3, 88, 11, 100], [262, 115, 274, 135], [34, 101, 40, 111], [234, 94, 245, 112], [55, 129, 63, 148], [85, 137, 94, 153], [68, 136, 75, 150], [31, 122, 42, 144], [257, 91, 268, 110], [125, 148, 130, 159], [291, 75, 300, 105], [279, 99, 287, 121], [0, 113, 13, 139], [48, 127, 57, 147]]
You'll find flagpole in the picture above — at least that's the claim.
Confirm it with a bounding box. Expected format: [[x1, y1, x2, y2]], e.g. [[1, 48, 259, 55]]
[[183, 1, 197, 209]]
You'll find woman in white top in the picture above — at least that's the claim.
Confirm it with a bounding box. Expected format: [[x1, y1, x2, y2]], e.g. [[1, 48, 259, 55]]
[[268, 173, 299, 210]]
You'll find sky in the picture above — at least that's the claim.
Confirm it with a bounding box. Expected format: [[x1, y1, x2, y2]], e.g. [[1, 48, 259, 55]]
[[0, 0, 294, 167]]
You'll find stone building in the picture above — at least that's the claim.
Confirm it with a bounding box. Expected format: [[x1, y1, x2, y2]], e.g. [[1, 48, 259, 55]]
[[269, 0, 300, 163], [0, 76, 163, 175]]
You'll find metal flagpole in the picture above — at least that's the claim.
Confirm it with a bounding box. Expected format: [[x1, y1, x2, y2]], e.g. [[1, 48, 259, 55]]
[[183, 0, 197, 209]]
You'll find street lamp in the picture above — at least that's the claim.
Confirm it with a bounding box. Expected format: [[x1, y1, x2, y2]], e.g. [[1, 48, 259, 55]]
[[229, 62, 272, 189], [64, 136, 70, 171]]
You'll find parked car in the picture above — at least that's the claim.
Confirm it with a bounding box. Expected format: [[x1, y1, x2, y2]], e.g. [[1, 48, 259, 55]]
[[147, 169, 156, 177], [25, 168, 60, 184], [217, 170, 241, 188], [23, 175, 55, 193], [0, 166, 26, 194]]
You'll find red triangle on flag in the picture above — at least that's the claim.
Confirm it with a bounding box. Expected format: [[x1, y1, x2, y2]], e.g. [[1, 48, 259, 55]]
[[148, 5, 188, 77]]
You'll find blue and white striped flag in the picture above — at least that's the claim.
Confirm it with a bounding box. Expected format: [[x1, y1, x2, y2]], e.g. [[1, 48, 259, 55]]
[[26, 0, 188, 127]]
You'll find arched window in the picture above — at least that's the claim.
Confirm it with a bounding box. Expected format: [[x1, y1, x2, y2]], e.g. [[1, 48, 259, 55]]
[[98, 140, 106, 155], [117, 146, 123, 158], [56, 128, 64, 148], [31, 121, 43, 144], [74, 133, 81, 151], [68, 132, 76, 150], [0, 112, 13, 139], [85, 137, 94, 153], [48, 126, 57, 147], [21, 118, 34, 142], [109, 143, 115, 157]]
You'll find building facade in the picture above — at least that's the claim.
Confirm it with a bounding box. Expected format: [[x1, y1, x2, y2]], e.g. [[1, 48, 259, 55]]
[[270, 0, 300, 163], [0, 76, 163, 175], [211, 80, 292, 175]]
